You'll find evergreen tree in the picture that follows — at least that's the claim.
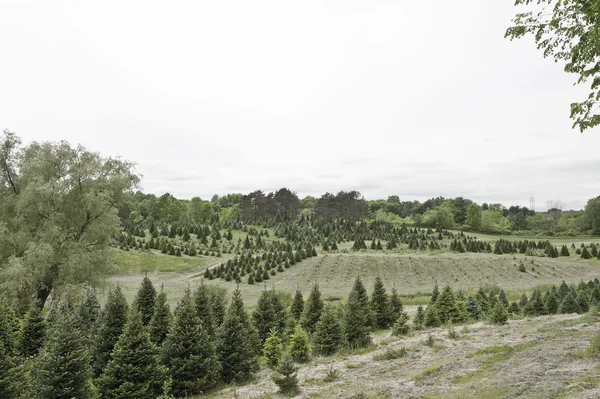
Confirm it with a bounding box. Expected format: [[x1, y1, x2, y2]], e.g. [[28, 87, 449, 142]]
[[465, 296, 482, 319], [301, 284, 324, 334], [370, 276, 392, 329], [545, 292, 559, 314], [489, 302, 509, 325], [558, 281, 570, 300], [313, 305, 343, 356], [18, 303, 46, 358], [498, 289, 509, 308], [0, 299, 20, 356], [290, 289, 304, 321], [435, 285, 458, 324], [135, 275, 157, 326], [34, 310, 95, 399], [217, 289, 259, 383], [78, 289, 101, 334], [194, 283, 216, 338], [429, 283, 440, 304], [391, 311, 410, 337], [518, 293, 528, 308], [208, 287, 228, 327], [475, 289, 490, 315], [271, 355, 299, 396], [344, 277, 372, 348], [0, 342, 16, 399], [93, 285, 129, 377], [413, 305, 425, 330], [98, 310, 167, 399], [161, 287, 221, 396], [253, 290, 277, 345], [576, 293, 589, 313], [389, 288, 404, 323], [149, 285, 172, 346], [288, 326, 311, 362], [558, 293, 580, 314], [423, 305, 441, 328], [262, 329, 283, 368], [531, 289, 545, 315], [581, 247, 592, 259]]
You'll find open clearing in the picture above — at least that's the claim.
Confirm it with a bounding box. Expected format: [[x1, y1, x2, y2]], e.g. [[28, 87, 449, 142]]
[[205, 311, 600, 399], [111, 251, 600, 307]]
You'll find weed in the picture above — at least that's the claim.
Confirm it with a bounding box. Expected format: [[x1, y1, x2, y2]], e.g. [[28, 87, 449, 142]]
[[323, 367, 341, 382], [424, 334, 436, 347], [447, 324, 458, 339], [373, 347, 407, 361]]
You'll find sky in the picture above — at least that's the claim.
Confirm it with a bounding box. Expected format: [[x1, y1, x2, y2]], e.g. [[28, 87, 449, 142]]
[[1, 0, 599, 211]]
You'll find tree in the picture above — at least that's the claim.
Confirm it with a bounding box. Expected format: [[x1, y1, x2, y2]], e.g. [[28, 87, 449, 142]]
[[252, 289, 286, 345], [301, 284, 324, 334], [344, 277, 372, 348], [78, 289, 101, 334], [465, 296, 482, 320], [506, 3, 600, 131], [161, 287, 220, 396], [262, 329, 283, 368], [466, 203, 482, 231], [290, 289, 304, 321], [585, 197, 600, 235], [389, 288, 405, 323], [489, 302, 508, 325], [0, 341, 16, 399], [93, 285, 129, 377], [413, 305, 425, 330], [391, 311, 410, 337], [18, 303, 46, 358], [149, 285, 172, 346], [135, 275, 157, 326], [271, 355, 299, 396], [370, 276, 392, 329], [0, 131, 139, 309], [545, 292, 559, 315], [194, 283, 216, 338], [424, 305, 441, 328], [313, 305, 343, 356], [558, 292, 580, 314], [288, 326, 311, 363], [498, 289, 509, 308], [217, 289, 259, 383], [34, 308, 95, 399], [98, 310, 166, 399], [435, 285, 458, 324]]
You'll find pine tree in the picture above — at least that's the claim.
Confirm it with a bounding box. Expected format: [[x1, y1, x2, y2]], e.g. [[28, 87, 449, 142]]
[[576, 293, 589, 313], [194, 283, 216, 338], [429, 283, 440, 304], [217, 289, 259, 383], [290, 289, 304, 321], [289, 326, 311, 362], [78, 289, 101, 334], [0, 299, 20, 356], [98, 310, 167, 399], [0, 342, 16, 399], [498, 289, 509, 308], [135, 275, 157, 326], [581, 247, 592, 259], [34, 310, 95, 399], [489, 302, 508, 325], [531, 289, 545, 315], [344, 277, 372, 348], [262, 329, 283, 368], [391, 311, 410, 337], [208, 286, 228, 327], [253, 290, 277, 345], [370, 276, 393, 329], [435, 285, 458, 324], [93, 285, 129, 377], [558, 281, 571, 300], [313, 305, 343, 356], [389, 288, 404, 323], [545, 292, 559, 314], [558, 293, 580, 314], [18, 303, 46, 358], [301, 284, 324, 334], [423, 305, 441, 328], [465, 296, 482, 319], [475, 289, 490, 315], [413, 305, 425, 330], [149, 285, 172, 346], [161, 287, 221, 396], [271, 355, 299, 395]]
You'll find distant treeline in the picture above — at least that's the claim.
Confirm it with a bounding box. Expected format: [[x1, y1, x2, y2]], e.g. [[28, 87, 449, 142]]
[[118, 189, 600, 236]]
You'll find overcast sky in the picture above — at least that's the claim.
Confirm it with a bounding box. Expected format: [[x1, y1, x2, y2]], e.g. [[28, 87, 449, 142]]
[[2, 1, 599, 210]]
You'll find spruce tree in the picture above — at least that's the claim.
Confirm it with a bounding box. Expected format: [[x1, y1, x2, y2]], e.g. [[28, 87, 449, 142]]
[[194, 283, 216, 338], [370, 276, 393, 329], [576, 293, 589, 313], [531, 289, 546, 315], [289, 326, 311, 362], [344, 277, 372, 348], [475, 289, 490, 315], [208, 286, 228, 327], [78, 289, 101, 334], [545, 292, 559, 314], [253, 289, 276, 345], [429, 283, 440, 304], [558, 281, 570, 300], [135, 275, 157, 326], [313, 305, 343, 356], [0, 299, 20, 356], [301, 284, 324, 334], [34, 309, 95, 399], [161, 287, 220, 396], [262, 329, 283, 368], [489, 302, 508, 325], [423, 305, 441, 328], [271, 355, 299, 396], [149, 285, 172, 346], [18, 303, 46, 358], [498, 289, 509, 308], [413, 305, 425, 330], [0, 341, 16, 399], [389, 288, 404, 323], [435, 285, 458, 324], [93, 285, 129, 377], [558, 293, 580, 314], [217, 288, 259, 383], [98, 310, 167, 399], [391, 311, 410, 337], [290, 289, 304, 321], [465, 296, 482, 319]]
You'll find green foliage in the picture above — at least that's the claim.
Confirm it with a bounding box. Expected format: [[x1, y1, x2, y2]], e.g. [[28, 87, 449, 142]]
[[370, 276, 393, 329], [271, 355, 299, 396], [576, 293, 589, 314], [373, 346, 407, 361], [161, 287, 220, 396], [558, 293, 581, 314], [429, 283, 439, 304], [18, 303, 46, 358], [0, 131, 139, 308], [34, 308, 95, 399], [313, 305, 343, 356], [344, 277, 372, 348], [488, 302, 509, 325], [262, 329, 284, 368], [0, 299, 20, 356], [217, 289, 259, 383], [78, 289, 101, 334], [465, 296, 482, 320], [466, 203, 482, 231], [98, 310, 166, 399], [194, 283, 215, 338], [290, 289, 304, 321], [545, 293, 559, 315], [135, 275, 157, 326], [423, 305, 441, 328], [498, 289, 509, 308], [435, 285, 458, 324], [253, 289, 286, 345], [94, 285, 129, 377], [389, 288, 404, 324], [391, 311, 410, 337], [0, 341, 16, 399], [413, 305, 425, 330], [149, 285, 172, 346], [301, 284, 324, 334], [289, 326, 311, 363]]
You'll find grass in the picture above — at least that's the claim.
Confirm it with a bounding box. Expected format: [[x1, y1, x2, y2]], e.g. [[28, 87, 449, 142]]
[[373, 347, 407, 361], [109, 248, 207, 273], [412, 364, 444, 382]]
